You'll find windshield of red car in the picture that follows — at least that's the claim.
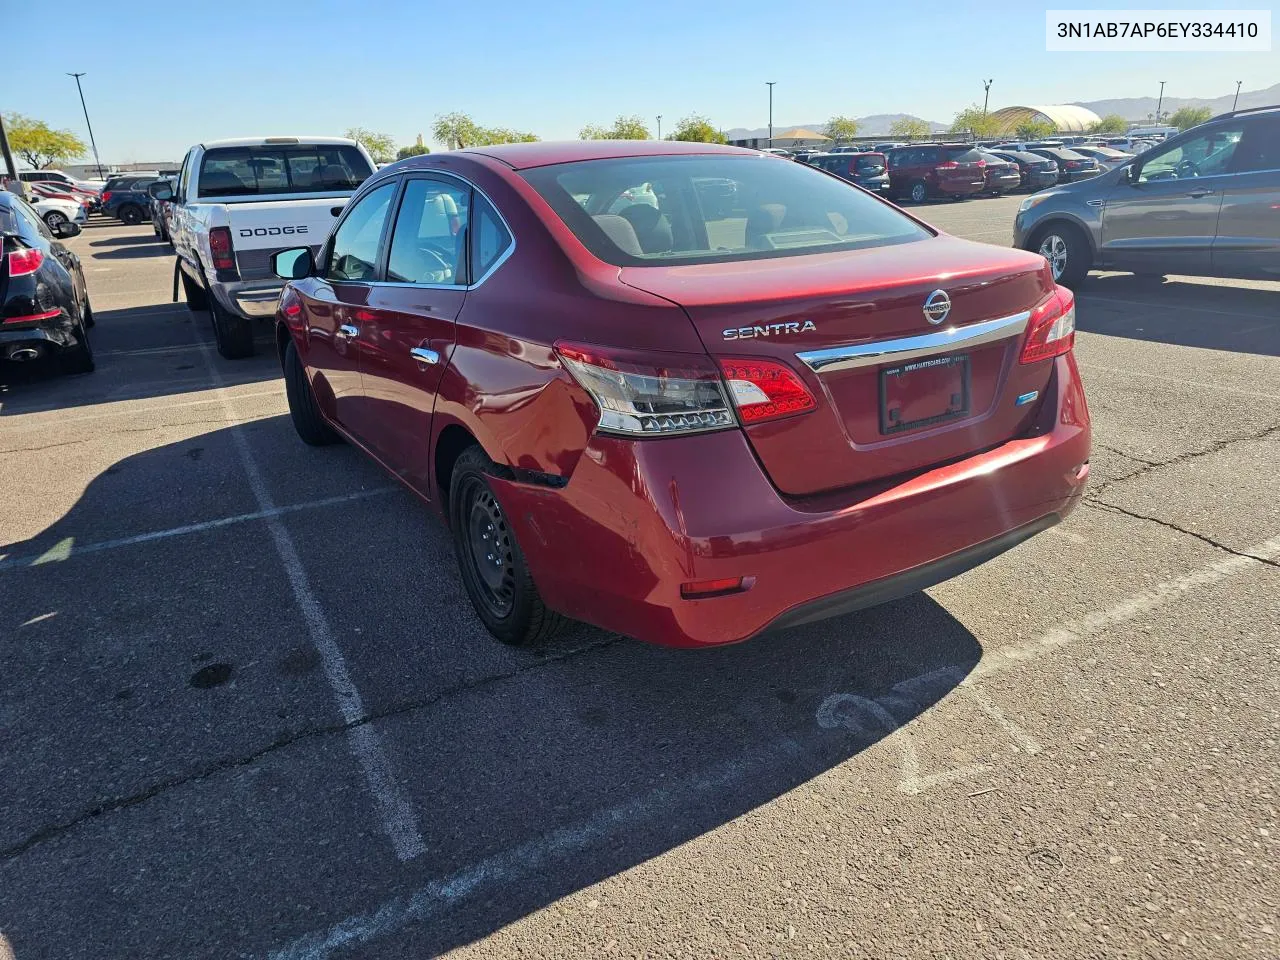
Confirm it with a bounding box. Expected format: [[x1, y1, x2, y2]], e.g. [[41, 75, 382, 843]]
[[521, 154, 931, 267]]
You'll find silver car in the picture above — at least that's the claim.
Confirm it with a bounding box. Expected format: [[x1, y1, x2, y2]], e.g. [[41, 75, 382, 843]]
[[1013, 105, 1280, 285]]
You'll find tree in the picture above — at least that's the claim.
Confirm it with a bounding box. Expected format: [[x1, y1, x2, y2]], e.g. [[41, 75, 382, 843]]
[[950, 105, 1000, 139], [4, 113, 86, 169], [668, 114, 727, 144], [888, 117, 931, 139], [1088, 114, 1129, 135], [823, 116, 860, 145], [432, 112, 539, 149], [345, 127, 396, 164], [1169, 106, 1213, 131], [580, 115, 651, 140], [396, 143, 431, 160], [1014, 118, 1057, 140]]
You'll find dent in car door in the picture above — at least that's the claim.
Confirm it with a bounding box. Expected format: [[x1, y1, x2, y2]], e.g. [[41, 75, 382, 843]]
[[1211, 118, 1280, 279], [356, 176, 473, 494]]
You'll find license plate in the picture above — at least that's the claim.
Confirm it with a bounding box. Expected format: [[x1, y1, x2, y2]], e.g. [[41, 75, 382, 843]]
[[879, 354, 970, 434]]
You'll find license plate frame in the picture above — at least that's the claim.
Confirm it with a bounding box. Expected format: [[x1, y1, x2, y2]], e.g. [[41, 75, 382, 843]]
[[879, 353, 970, 435]]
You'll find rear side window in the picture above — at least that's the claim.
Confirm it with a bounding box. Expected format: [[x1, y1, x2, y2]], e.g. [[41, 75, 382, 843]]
[[325, 181, 397, 282], [198, 145, 373, 198], [1233, 117, 1280, 173], [386, 178, 470, 285], [521, 153, 930, 267], [472, 194, 513, 279]]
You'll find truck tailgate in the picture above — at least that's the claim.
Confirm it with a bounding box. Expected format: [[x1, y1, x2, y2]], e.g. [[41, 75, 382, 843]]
[[222, 198, 338, 280]]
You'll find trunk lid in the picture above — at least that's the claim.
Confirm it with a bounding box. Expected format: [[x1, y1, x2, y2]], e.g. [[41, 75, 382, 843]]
[[619, 235, 1058, 496]]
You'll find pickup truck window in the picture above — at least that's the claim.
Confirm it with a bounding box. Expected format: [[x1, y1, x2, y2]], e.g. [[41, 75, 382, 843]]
[[198, 145, 373, 199]]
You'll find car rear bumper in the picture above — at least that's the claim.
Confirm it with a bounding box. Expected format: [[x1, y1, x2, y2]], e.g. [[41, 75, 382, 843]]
[[495, 353, 1091, 648], [938, 178, 987, 196], [986, 174, 1021, 192], [1027, 171, 1059, 189], [211, 279, 285, 320]]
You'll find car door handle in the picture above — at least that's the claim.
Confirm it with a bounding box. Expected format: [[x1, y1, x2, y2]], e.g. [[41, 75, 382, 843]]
[[410, 347, 440, 365], [337, 324, 359, 338], [1187, 189, 1215, 198]]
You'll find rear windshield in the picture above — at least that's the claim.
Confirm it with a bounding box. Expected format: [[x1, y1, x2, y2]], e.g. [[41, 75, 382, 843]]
[[942, 146, 984, 162], [520, 154, 930, 267], [197, 145, 373, 198], [855, 154, 886, 171]]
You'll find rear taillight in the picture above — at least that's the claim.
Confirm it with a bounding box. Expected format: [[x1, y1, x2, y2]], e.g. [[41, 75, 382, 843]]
[[718, 359, 817, 424], [101, 191, 112, 204], [209, 226, 236, 273], [7, 246, 44, 277], [934, 161, 958, 174], [1020, 289, 1076, 364], [1065, 160, 1081, 169], [555, 342, 735, 437]]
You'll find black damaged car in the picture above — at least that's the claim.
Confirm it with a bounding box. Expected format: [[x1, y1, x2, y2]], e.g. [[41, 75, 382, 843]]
[[1, 190, 94, 374]]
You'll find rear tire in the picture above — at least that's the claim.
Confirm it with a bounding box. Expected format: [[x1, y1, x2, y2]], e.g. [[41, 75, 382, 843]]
[[180, 269, 208, 311], [908, 180, 928, 203], [1033, 221, 1091, 287], [210, 296, 255, 359], [118, 204, 144, 225], [283, 339, 339, 446], [449, 446, 566, 647], [60, 318, 94, 375]]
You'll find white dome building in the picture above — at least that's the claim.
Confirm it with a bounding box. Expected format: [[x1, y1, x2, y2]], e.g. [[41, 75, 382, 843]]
[[987, 104, 1102, 134]]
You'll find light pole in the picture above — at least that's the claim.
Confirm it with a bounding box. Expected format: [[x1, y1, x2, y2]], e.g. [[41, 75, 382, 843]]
[[0, 112, 20, 191], [1233, 80, 1243, 111], [766, 81, 776, 145], [67, 72, 105, 179], [982, 79, 994, 115], [1156, 81, 1166, 123], [656, 115, 662, 140]]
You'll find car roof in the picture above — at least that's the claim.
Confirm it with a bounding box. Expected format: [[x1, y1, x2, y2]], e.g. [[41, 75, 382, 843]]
[[200, 136, 359, 149], [451, 139, 756, 170]]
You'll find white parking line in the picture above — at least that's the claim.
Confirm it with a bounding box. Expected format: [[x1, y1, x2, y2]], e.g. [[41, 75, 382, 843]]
[[1077, 361, 1280, 401], [0, 489, 394, 574], [266, 531, 1280, 958], [193, 332, 426, 863], [0, 388, 284, 428]]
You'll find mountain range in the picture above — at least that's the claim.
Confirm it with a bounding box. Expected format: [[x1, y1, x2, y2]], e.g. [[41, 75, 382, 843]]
[[723, 83, 1279, 139]]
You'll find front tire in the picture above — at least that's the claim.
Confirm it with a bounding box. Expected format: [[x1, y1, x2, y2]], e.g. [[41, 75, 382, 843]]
[[449, 446, 566, 647], [1033, 221, 1091, 286], [43, 211, 69, 231], [283, 338, 339, 446]]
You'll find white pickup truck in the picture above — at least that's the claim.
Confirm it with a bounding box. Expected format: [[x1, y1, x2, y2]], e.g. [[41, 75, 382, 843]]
[[151, 136, 375, 358]]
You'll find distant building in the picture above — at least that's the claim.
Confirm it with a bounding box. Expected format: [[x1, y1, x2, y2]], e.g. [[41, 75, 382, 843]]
[[986, 105, 1102, 134], [63, 161, 181, 179]]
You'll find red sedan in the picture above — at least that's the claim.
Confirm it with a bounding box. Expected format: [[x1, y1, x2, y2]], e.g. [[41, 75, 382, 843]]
[[271, 141, 1090, 648]]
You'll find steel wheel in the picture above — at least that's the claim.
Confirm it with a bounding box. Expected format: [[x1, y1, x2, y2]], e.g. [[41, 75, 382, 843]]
[[1038, 233, 1069, 281], [460, 477, 516, 618]]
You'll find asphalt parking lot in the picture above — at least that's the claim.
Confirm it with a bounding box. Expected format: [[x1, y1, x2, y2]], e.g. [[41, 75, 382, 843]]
[[1, 194, 1277, 959]]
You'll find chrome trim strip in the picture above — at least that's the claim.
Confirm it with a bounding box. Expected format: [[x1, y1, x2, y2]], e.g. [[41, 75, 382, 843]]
[[796, 310, 1031, 374]]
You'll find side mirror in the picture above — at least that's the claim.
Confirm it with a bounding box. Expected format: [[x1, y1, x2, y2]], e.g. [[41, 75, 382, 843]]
[[148, 181, 174, 201], [272, 247, 314, 280], [54, 220, 82, 239]]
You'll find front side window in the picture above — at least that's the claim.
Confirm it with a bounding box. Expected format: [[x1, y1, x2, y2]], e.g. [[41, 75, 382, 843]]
[[325, 181, 397, 282], [386, 178, 470, 285], [199, 145, 373, 198], [1138, 125, 1244, 182], [521, 153, 931, 267]]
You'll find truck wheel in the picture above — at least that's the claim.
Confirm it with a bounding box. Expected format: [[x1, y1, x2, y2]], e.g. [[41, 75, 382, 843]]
[[61, 318, 95, 375], [118, 204, 144, 225], [210, 297, 255, 359], [449, 446, 566, 647], [1033, 221, 1091, 287], [283, 339, 339, 446], [180, 270, 208, 311]]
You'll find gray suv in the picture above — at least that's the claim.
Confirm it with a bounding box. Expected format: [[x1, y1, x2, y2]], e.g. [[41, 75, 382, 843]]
[[1013, 105, 1280, 285]]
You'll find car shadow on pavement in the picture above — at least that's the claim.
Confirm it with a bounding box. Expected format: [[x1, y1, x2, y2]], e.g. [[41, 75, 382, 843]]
[[89, 244, 174, 261], [0, 421, 984, 959], [1076, 274, 1280, 357], [88, 235, 168, 248]]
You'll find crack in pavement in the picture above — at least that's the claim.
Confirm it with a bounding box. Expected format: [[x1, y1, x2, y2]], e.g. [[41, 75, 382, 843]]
[[1083, 500, 1280, 571], [0, 635, 620, 864], [1091, 441, 1161, 468], [0, 437, 92, 454], [1087, 420, 1280, 500]]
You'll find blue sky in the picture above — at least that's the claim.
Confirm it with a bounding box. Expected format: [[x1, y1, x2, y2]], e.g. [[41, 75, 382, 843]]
[[9, 0, 1277, 164]]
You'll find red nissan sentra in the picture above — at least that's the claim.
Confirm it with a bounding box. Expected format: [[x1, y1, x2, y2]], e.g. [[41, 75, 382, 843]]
[[271, 141, 1089, 648]]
